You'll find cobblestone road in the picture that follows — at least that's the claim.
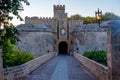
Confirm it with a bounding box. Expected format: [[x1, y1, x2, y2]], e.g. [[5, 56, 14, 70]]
[[24, 55, 97, 80]]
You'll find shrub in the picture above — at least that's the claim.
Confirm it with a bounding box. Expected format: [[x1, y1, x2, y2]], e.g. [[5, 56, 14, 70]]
[[83, 50, 107, 66], [2, 39, 16, 54], [3, 50, 34, 68], [2, 39, 34, 68]]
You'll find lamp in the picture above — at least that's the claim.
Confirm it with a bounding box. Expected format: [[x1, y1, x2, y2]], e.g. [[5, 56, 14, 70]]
[[3, 17, 8, 29], [95, 8, 102, 27], [3, 18, 8, 23]]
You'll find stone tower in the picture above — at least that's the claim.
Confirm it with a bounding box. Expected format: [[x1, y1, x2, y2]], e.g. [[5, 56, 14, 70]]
[[54, 5, 65, 19], [54, 5, 71, 55]]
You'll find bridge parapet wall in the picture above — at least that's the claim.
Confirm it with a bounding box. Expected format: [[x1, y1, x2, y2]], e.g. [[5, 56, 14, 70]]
[[74, 52, 109, 80], [3, 53, 55, 80]]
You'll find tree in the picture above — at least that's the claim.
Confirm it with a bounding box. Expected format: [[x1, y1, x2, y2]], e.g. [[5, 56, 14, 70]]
[[68, 14, 96, 24], [83, 16, 96, 24], [0, 0, 30, 22], [69, 14, 83, 20], [0, 24, 19, 54], [0, 0, 29, 52], [0, 1, 34, 68], [102, 12, 120, 21]]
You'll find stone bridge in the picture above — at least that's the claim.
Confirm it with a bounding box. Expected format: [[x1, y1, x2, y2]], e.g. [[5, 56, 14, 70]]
[[0, 21, 120, 80]]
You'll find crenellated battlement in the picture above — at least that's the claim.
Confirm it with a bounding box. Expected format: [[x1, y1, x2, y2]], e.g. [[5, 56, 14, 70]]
[[25, 16, 53, 21], [54, 5, 65, 9], [39, 17, 52, 20], [54, 5, 65, 18], [25, 16, 58, 29], [25, 16, 56, 24]]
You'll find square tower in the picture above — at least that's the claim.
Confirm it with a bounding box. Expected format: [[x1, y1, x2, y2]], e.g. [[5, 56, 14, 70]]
[[54, 5, 65, 19]]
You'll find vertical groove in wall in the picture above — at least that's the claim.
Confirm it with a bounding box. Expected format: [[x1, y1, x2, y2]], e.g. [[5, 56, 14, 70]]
[[67, 25, 69, 40], [57, 21, 59, 39]]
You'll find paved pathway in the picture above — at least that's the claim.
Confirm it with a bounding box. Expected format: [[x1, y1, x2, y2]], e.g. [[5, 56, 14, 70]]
[[67, 56, 96, 80], [51, 55, 68, 80], [24, 55, 97, 80]]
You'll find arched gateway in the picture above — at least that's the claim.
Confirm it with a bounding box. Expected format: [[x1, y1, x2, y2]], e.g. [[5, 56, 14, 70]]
[[58, 41, 68, 54]]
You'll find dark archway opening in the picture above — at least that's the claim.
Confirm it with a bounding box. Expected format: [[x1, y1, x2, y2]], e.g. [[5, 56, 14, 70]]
[[59, 41, 68, 54]]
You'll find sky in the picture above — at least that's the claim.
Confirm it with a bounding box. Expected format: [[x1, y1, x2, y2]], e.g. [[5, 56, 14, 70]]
[[11, 0, 120, 25]]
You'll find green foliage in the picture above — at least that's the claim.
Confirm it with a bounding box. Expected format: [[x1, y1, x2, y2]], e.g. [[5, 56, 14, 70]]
[[2, 39, 34, 68], [2, 39, 16, 54], [68, 14, 96, 24], [0, 0, 30, 22], [83, 50, 107, 66], [4, 25, 19, 44], [1, 30, 34, 68], [0, 25, 19, 44], [102, 12, 120, 21], [68, 12, 120, 24], [0, 25, 19, 54], [3, 50, 34, 68], [83, 16, 96, 24], [0, 0, 33, 68], [69, 14, 83, 20]]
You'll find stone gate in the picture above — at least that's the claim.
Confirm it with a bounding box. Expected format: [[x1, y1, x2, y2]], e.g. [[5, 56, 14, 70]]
[[0, 4, 120, 80], [19, 5, 107, 56]]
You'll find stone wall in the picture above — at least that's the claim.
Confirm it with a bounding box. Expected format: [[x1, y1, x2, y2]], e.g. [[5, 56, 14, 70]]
[[3, 53, 55, 80], [74, 52, 109, 80], [25, 16, 57, 27], [69, 20, 83, 32], [73, 30, 107, 55], [17, 31, 54, 57]]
